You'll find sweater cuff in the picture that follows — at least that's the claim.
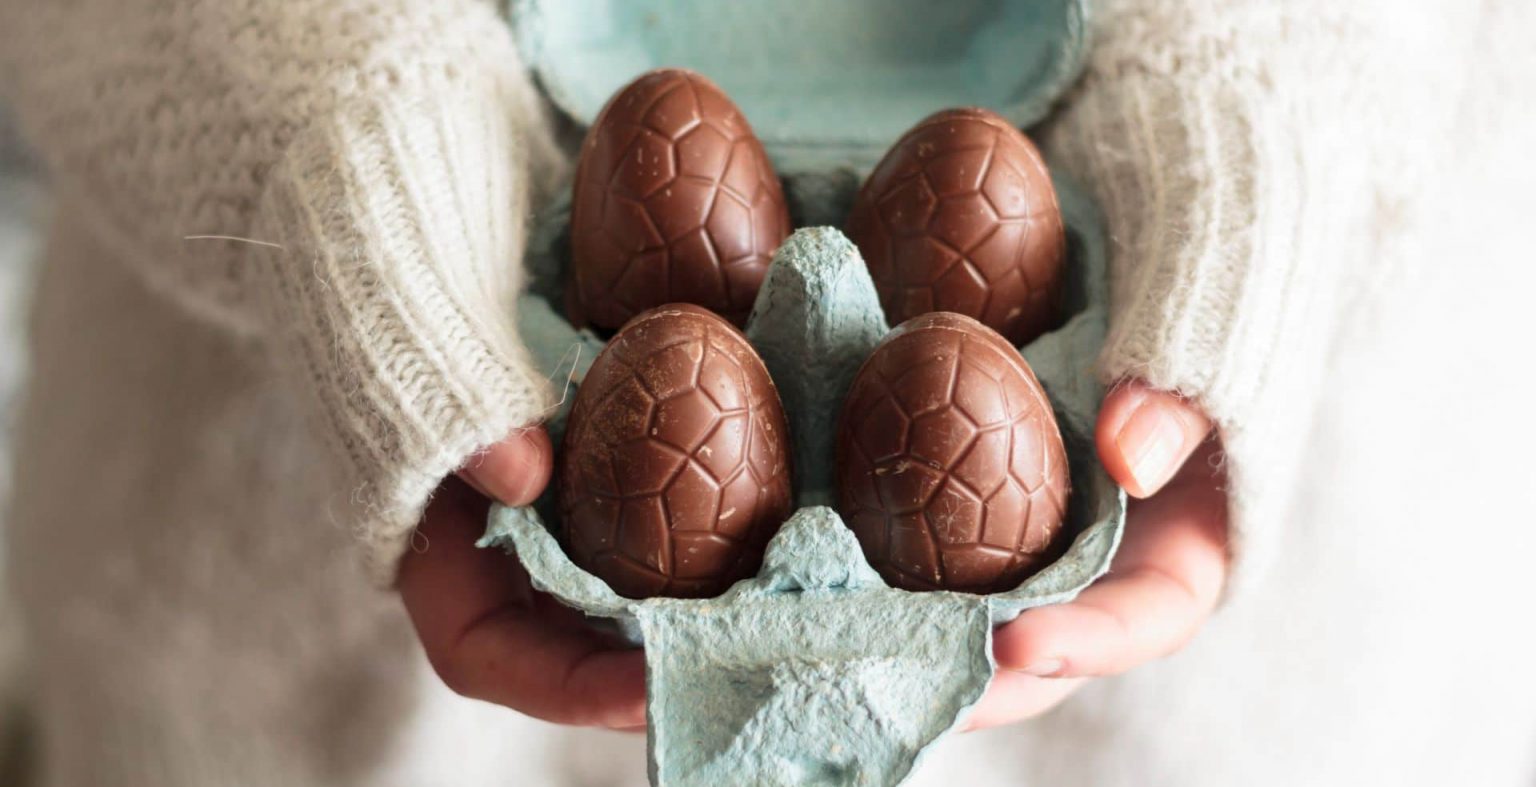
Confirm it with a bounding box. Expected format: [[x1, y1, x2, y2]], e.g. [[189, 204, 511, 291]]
[[1042, 66, 1346, 601], [252, 82, 555, 586]]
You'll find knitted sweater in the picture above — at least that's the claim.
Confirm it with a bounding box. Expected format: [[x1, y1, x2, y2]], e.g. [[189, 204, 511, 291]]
[[0, 0, 1333, 590], [2, 0, 571, 584], [3, 0, 1533, 785], [0, 0, 1427, 586]]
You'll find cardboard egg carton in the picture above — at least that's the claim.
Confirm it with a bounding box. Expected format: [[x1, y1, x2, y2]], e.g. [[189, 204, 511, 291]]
[[491, 2, 1118, 783], [490, 172, 1122, 787]]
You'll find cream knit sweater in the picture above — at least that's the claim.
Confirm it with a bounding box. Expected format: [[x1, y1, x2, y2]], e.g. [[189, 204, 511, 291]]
[[3, 1, 1534, 785], [0, 0, 1438, 587]]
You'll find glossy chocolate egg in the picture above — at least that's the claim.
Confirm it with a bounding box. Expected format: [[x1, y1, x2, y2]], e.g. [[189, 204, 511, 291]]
[[846, 107, 1066, 346], [570, 69, 792, 329], [834, 312, 1069, 594], [559, 304, 794, 598]]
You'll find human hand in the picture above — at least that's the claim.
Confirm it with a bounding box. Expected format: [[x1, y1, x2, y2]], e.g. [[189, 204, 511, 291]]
[[398, 428, 647, 730], [966, 381, 1228, 730], [399, 383, 1224, 731]]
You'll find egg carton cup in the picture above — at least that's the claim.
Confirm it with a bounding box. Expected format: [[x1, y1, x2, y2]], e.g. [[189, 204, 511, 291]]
[[483, 169, 1125, 786]]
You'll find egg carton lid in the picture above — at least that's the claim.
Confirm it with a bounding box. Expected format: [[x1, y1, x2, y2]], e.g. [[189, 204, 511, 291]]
[[509, 0, 1089, 170]]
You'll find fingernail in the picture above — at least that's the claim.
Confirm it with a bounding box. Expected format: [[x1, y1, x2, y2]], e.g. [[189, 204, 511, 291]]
[[467, 464, 539, 506], [460, 431, 552, 506], [1021, 658, 1064, 678], [458, 470, 493, 499], [1115, 401, 1185, 494]]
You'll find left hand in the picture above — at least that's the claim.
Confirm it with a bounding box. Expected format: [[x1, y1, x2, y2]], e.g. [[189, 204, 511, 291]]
[[965, 380, 1229, 730], [399, 428, 647, 730]]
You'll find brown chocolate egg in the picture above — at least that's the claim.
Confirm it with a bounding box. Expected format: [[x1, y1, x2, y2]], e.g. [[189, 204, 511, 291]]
[[570, 69, 792, 329], [846, 107, 1066, 347], [834, 312, 1069, 594], [559, 303, 794, 598]]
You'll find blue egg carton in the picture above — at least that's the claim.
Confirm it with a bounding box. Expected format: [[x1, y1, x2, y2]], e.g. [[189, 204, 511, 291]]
[[486, 2, 1124, 784]]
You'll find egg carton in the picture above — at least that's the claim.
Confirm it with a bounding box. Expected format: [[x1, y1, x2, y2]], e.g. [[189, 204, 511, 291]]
[[492, 2, 1117, 784], [487, 167, 1124, 787]]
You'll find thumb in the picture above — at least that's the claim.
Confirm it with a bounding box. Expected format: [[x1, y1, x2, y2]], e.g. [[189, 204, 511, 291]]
[[458, 426, 554, 506], [1095, 381, 1212, 498]]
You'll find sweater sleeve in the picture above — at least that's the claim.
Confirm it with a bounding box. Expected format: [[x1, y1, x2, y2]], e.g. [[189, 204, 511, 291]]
[[0, 0, 569, 584], [1038, 1, 1431, 598]]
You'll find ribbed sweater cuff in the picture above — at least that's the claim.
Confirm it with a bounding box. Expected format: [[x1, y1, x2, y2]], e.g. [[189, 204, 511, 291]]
[[253, 83, 552, 585], [1044, 64, 1340, 600]]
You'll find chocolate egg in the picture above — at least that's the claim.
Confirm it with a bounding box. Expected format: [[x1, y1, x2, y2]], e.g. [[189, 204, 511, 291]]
[[834, 312, 1069, 594], [570, 69, 792, 329], [846, 107, 1066, 346], [559, 303, 794, 598]]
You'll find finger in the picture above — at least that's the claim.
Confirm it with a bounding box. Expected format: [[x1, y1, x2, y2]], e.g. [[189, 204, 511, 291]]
[[1096, 380, 1212, 498], [455, 604, 648, 729], [995, 440, 1228, 678], [399, 478, 646, 729], [458, 426, 554, 506], [961, 672, 1084, 731]]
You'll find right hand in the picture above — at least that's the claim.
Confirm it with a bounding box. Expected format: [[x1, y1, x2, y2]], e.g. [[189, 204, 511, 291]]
[[969, 381, 1227, 729], [398, 428, 647, 730]]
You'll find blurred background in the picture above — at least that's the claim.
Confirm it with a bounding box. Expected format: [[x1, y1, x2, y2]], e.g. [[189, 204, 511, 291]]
[[0, 104, 43, 783]]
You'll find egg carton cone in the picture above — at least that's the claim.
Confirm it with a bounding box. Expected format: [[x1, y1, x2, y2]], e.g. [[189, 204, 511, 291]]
[[486, 172, 1126, 786]]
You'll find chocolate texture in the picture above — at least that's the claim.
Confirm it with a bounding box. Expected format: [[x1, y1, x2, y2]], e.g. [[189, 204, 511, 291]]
[[570, 69, 791, 329], [846, 107, 1066, 346], [835, 311, 1069, 593], [559, 303, 794, 598]]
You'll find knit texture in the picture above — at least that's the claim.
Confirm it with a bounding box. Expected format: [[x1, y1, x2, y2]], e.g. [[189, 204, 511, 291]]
[[249, 84, 558, 582], [1038, 0, 1463, 596], [0, 0, 1405, 592], [0, 0, 569, 582]]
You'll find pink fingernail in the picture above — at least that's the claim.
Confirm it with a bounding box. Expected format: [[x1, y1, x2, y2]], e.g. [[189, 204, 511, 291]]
[[1115, 401, 1185, 494], [457, 467, 493, 499], [462, 431, 552, 506]]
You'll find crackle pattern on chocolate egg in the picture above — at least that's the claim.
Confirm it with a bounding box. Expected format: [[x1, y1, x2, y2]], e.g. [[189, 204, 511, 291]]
[[559, 304, 793, 598], [836, 312, 1069, 594], [847, 107, 1066, 346], [571, 69, 791, 329]]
